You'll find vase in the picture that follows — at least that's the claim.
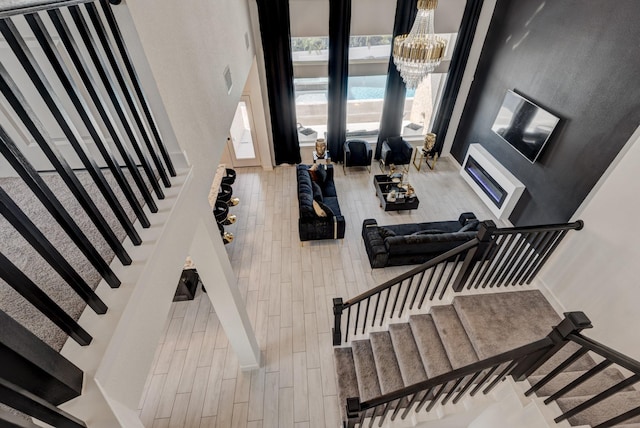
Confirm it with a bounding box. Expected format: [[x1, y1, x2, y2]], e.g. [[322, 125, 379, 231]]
[[315, 139, 327, 157]]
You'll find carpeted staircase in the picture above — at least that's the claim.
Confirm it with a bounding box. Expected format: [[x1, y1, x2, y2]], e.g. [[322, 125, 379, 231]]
[[334, 290, 640, 427]]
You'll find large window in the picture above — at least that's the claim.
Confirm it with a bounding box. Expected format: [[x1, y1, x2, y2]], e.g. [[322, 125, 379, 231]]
[[346, 35, 392, 134], [291, 37, 328, 143], [288, 0, 464, 144]]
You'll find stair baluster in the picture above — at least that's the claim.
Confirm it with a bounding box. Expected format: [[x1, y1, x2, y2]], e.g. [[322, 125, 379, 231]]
[[333, 220, 584, 346]]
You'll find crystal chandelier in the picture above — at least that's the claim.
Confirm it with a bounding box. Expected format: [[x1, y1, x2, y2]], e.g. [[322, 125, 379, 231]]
[[393, 0, 446, 89]]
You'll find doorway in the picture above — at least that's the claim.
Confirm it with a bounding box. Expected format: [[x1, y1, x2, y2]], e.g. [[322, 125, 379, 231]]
[[227, 96, 261, 167]]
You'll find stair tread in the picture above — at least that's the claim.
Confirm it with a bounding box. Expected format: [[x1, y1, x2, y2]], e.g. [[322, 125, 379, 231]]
[[453, 290, 561, 360], [556, 391, 640, 426], [370, 331, 405, 394], [410, 314, 453, 378], [430, 305, 478, 369], [388, 323, 428, 386], [351, 340, 382, 401], [528, 367, 634, 398], [334, 347, 359, 422]]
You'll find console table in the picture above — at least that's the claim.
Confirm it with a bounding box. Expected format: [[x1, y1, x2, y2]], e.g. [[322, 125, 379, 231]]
[[373, 175, 419, 212]]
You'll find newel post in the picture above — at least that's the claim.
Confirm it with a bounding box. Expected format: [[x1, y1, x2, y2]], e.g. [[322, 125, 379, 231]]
[[452, 220, 497, 292], [512, 311, 592, 381], [345, 397, 361, 428], [333, 298, 344, 346]]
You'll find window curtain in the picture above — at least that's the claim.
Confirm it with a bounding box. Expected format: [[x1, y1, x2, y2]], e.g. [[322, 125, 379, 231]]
[[430, 0, 484, 154], [326, 0, 351, 163], [375, 0, 418, 159], [255, 0, 301, 165]]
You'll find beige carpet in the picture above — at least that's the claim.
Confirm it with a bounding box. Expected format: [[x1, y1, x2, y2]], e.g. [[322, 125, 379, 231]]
[[0, 170, 143, 351]]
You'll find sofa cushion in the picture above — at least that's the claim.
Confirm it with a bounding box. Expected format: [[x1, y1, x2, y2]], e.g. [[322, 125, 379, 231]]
[[322, 196, 341, 216], [312, 182, 324, 202], [384, 232, 477, 257], [317, 164, 327, 184], [379, 227, 396, 238], [410, 229, 446, 236], [323, 178, 337, 197], [299, 193, 315, 218]]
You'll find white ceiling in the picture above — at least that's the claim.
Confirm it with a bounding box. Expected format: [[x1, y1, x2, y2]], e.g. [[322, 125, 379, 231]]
[[289, 0, 467, 37]]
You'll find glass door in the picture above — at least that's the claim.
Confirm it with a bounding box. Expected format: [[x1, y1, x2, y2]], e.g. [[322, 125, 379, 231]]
[[228, 96, 261, 167]]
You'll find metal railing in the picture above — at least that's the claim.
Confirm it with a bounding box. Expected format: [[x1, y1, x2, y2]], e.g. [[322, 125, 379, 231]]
[[0, 0, 175, 425], [525, 332, 640, 428], [333, 219, 584, 346], [344, 312, 593, 428]]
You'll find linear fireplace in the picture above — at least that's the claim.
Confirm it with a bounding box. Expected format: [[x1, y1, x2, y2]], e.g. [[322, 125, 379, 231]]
[[460, 144, 525, 220]]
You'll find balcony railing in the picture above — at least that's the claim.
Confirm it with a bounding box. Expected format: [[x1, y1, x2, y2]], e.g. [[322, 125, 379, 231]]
[[0, 0, 174, 425]]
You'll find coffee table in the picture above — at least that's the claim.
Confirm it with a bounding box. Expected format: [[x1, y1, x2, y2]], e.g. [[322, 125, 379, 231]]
[[373, 175, 419, 211]]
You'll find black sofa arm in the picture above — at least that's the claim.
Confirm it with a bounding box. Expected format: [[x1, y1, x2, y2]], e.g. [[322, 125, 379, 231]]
[[361, 219, 389, 268], [458, 212, 477, 226], [399, 138, 413, 163], [299, 215, 346, 241]]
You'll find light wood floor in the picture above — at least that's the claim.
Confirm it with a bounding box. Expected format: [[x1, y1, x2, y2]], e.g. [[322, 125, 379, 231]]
[[137, 156, 501, 428]]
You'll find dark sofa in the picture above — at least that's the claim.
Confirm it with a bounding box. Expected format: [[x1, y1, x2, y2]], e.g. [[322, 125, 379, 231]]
[[362, 213, 481, 268], [297, 164, 346, 241]]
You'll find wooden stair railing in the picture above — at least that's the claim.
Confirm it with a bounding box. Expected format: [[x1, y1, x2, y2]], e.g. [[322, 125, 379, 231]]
[[0, 0, 176, 425], [343, 312, 592, 428], [524, 332, 640, 428], [333, 219, 584, 346]]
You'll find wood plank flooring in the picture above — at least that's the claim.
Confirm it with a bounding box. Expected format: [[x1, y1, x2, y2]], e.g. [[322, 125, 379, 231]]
[[138, 156, 501, 427]]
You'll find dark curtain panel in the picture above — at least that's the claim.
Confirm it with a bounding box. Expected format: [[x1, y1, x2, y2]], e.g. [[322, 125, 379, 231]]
[[375, 0, 418, 159], [431, 0, 484, 154], [326, 0, 351, 163], [255, 0, 301, 165]]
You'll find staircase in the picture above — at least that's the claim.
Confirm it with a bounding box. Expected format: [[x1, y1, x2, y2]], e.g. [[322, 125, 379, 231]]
[[334, 290, 640, 427]]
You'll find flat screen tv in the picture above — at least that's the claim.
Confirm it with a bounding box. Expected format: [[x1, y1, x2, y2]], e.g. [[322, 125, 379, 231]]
[[491, 90, 560, 163]]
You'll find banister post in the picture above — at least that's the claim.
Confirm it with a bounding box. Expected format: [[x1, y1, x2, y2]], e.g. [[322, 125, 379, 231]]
[[452, 220, 497, 292], [476, 220, 497, 242], [345, 397, 361, 428], [512, 311, 592, 381], [333, 298, 344, 346]]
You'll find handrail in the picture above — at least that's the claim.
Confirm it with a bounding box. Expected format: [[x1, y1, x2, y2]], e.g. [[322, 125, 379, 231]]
[[342, 239, 479, 308], [524, 330, 640, 427], [344, 312, 594, 427], [491, 220, 584, 235], [333, 220, 584, 346], [567, 333, 640, 373], [360, 337, 553, 410], [0, 0, 92, 18]]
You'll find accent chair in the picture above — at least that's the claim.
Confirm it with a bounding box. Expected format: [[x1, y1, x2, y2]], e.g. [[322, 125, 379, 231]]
[[380, 136, 413, 172], [343, 139, 373, 173]]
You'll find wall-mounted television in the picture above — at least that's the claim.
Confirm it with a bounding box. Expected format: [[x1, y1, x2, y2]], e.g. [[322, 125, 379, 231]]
[[491, 90, 560, 163]]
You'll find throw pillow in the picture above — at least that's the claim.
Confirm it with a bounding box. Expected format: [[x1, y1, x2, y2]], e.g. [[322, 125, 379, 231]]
[[312, 200, 327, 217], [458, 220, 480, 233], [308, 164, 320, 182], [317, 200, 334, 217], [316, 164, 327, 184], [410, 229, 445, 236], [312, 182, 324, 202], [378, 227, 396, 238]]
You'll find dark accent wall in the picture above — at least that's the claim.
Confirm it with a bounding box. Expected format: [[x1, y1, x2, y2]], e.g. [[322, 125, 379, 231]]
[[452, 0, 640, 225]]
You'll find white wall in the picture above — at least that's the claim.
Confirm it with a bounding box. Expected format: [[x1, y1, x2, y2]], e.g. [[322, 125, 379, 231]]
[[540, 125, 640, 360], [123, 0, 255, 178]]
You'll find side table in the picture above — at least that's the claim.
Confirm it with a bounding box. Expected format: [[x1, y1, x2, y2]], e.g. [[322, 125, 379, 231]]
[[412, 146, 438, 171]]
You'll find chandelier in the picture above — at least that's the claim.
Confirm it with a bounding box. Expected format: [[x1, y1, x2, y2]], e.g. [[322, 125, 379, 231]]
[[393, 0, 446, 89]]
